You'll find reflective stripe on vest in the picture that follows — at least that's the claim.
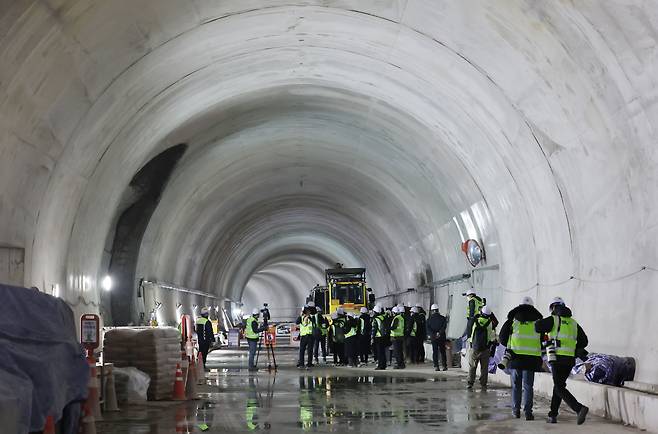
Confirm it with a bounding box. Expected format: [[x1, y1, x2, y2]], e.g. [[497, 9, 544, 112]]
[[549, 315, 578, 357], [300, 316, 313, 336], [508, 319, 541, 356], [466, 296, 484, 318], [360, 318, 365, 335], [345, 320, 357, 338], [391, 315, 405, 337], [245, 317, 259, 339]]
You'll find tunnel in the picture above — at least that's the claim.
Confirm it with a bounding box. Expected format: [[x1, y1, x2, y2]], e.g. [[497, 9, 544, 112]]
[[1, 1, 656, 433]]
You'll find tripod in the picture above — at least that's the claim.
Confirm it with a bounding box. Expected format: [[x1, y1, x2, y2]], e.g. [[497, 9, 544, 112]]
[[255, 331, 278, 371]]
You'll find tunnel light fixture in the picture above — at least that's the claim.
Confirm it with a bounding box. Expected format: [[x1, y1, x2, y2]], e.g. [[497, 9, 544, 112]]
[[154, 301, 162, 310], [52, 284, 60, 298], [232, 308, 242, 317], [176, 302, 183, 310], [101, 275, 113, 291]]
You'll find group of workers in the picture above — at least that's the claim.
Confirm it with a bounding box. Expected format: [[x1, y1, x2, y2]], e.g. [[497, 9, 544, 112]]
[[294, 301, 449, 372], [463, 289, 590, 425]]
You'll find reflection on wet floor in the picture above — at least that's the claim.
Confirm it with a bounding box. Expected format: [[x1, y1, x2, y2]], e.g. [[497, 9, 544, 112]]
[[97, 348, 638, 434]]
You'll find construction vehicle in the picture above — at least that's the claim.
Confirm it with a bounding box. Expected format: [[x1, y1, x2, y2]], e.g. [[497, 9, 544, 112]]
[[309, 267, 367, 316]]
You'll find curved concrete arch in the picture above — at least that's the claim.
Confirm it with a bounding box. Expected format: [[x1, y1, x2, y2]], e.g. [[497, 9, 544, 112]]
[[1, 1, 656, 381]]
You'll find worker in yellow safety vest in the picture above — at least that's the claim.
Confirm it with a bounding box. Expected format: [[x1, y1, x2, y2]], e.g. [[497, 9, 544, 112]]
[[390, 306, 406, 369], [296, 303, 316, 368], [467, 305, 496, 390], [245, 308, 267, 372], [535, 297, 590, 425]]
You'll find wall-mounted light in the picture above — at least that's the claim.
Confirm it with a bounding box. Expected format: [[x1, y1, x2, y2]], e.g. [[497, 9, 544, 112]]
[[176, 302, 183, 310], [101, 275, 113, 291], [154, 301, 162, 310], [52, 284, 60, 298]]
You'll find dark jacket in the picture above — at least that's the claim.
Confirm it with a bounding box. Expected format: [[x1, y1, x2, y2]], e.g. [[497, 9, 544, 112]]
[[535, 305, 588, 366], [499, 304, 543, 371], [359, 314, 372, 337], [196, 316, 215, 345], [415, 311, 427, 339], [426, 312, 447, 340]]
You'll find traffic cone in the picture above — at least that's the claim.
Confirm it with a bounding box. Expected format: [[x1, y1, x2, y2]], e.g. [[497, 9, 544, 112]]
[[79, 401, 97, 434], [185, 357, 199, 400], [175, 406, 188, 433], [196, 352, 205, 385], [104, 365, 119, 412], [86, 355, 103, 421], [43, 415, 55, 434], [172, 363, 186, 400]]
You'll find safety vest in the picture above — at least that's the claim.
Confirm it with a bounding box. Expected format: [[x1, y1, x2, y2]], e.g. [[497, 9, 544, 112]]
[[245, 316, 259, 340], [466, 296, 484, 318], [469, 316, 495, 343], [320, 316, 328, 336], [391, 314, 405, 338], [300, 316, 313, 336], [548, 315, 578, 357], [374, 315, 385, 338], [345, 320, 357, 338], [197, 317, 208, 326], [508, 319, 541, 356], [410, 319, 417, 337], [360, 317, 365, 335]]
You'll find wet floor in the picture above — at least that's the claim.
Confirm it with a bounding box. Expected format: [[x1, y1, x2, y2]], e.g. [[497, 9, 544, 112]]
[[97, 348, 640, 433]]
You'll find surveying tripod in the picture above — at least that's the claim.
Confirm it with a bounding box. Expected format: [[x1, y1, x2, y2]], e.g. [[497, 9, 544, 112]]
[[255, 329, 277, 371]]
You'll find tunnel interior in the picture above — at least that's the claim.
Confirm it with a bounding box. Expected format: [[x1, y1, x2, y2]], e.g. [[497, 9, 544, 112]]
[[1, 1, 656, 383]]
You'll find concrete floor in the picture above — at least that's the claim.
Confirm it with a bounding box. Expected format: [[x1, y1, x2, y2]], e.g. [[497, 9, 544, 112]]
[[97, 348, 640, 433]]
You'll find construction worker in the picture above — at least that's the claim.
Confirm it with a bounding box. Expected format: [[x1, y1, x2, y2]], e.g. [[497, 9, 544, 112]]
[[330, 308, 347, 365], [463, 289, 485, 334], [359, 307, 372, 364], [467, 305, 496, 390], [391, 306, 406, 369], [385, 307, 394, 366], [245, 308, 267, 371], [196, 307, 215, 368], [535, 297, 589, 425], [371, 305, 388, 370], [408, 307, 419, 363], [426, 304, 448, 371], [366, 287, 376, 309], [499, 296, 543, 420], [313, 307, 328, 364], [415, 304, 427, 363], [296, 304, 316, 368], [344, 313, 359, 367]]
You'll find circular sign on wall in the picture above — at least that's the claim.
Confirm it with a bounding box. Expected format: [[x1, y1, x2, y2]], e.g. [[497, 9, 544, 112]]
[[461, 239, 485, 267]]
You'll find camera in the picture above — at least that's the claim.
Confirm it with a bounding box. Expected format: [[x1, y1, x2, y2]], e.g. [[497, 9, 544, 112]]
[[545, 339, 561, 362], [498, 350, 513, 370]]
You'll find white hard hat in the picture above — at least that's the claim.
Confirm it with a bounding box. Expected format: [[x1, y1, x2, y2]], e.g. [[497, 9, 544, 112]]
[[550, 296, 565, 306], [307, 301, 315, 307], [430, 304, 439, 310], [252, 308, 260, 315], [481, 305, 492, 316], [521, 296, 534, 306], [463, 289, 475, 296], [200, 307, 209, 315], [360, 307, 368, 313], [411, 307, 418, 313], [373, 305, 382, 313]]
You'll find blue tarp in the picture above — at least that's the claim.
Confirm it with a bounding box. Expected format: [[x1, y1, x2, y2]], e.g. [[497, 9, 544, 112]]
[[0, 284, 89, 434]]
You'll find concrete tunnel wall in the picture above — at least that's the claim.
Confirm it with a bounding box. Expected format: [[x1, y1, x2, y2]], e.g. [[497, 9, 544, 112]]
[[0, 1, 656, 382]]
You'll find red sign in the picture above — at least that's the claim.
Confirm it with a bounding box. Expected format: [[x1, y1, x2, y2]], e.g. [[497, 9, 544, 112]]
[[265, 326, 277, 347], [80, 314, 100, 350]]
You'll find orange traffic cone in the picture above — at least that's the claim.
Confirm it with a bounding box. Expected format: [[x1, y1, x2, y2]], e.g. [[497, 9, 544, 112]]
[[172, 363, 186, 400], [86, 355, 103, 421], [79, 401, 97, 434], [175, 406, 188, 433], [196, 352, 205, 385], [185, 357, 199, 400], [43, 415, 56, 434]]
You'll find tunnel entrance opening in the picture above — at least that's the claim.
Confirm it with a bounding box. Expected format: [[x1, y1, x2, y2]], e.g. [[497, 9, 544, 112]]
[[104, 144, 187, 325]]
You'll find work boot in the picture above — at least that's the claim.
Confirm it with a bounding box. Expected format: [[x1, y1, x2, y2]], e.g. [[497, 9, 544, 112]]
[[466, 383, 473, 390], [525, 413, 534, 421], [577, 406, 589, 425], [442, 367, 448, 371], [546, 416, 557, 424], [512, 410, 520, 419], [434, 367, 440, 371]]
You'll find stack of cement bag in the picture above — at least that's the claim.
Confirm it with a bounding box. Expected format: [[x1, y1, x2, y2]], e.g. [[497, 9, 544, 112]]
[[103, 327, 181, 400]]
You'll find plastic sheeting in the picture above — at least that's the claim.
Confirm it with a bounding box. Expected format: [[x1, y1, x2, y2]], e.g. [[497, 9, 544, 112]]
[[0, 284, 89, 434], [575, 353, 636, 387]]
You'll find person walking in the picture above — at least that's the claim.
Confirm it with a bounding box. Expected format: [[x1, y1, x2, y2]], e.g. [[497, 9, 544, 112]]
[[499, 296, 543, 420], [535, 297, 589, 425], [296, 304, 316, 368], [245, 308, 267, 371], [359, 307, 372, 364], [391, 306, 406, 369], [371, 305, 388, 370], [196, 307, 215, 368], [426, 304, 448, 371], [467, 305, 496, 390]]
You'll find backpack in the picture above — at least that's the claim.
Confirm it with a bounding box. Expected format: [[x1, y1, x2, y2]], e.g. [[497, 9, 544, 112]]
[[471, 318, 491, 352]]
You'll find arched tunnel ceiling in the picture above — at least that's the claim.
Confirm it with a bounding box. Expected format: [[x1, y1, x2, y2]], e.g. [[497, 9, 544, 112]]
[[1, 1, 657, 380]]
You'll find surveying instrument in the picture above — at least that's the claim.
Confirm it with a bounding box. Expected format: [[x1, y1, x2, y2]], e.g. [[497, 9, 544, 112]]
[[255, 325, 277, 371]]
